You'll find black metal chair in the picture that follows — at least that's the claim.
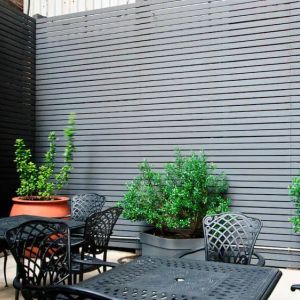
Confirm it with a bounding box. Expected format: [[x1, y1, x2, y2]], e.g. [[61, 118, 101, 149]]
[[71, 194, 106, 222], [43, 285, 117, 300], [177, 212, 265, 266], [5, 220, 71, 300], [71, 207, 123, 282], [0, 241, 8, 287]]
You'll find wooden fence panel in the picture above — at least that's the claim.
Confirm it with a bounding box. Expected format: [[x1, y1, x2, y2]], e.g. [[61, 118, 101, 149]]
[[35, 0, 300, 267]]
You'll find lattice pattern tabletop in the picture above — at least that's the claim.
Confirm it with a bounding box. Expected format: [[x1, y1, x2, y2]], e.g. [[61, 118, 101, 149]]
[[78, 256, 282, 300]]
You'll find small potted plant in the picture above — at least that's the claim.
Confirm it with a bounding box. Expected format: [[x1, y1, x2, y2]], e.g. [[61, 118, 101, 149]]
[[288, 174, 300, 232], [119, 149, 231, 257], [10, 113, 76, 218]]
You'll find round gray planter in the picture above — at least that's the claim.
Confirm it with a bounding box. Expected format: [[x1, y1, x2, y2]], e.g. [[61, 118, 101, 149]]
[[140, 230, 204, 259]]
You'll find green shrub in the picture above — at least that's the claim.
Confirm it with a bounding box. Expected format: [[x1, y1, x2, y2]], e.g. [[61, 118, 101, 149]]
[[120, 149, 230, 237], [14, 114, 76, 200], [289, 175, 300, 232]]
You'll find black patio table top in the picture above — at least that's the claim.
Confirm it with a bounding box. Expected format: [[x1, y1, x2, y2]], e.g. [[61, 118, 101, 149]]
[[0, 214, 85, 241], [77, 255, 282, 300]]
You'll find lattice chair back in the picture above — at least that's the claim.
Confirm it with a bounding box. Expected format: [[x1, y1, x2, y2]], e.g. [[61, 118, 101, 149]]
[[82, 207, 123, 256], [5, 220, 71, 299], [203, 213, 262, 265], [71, 193, 106, 222]]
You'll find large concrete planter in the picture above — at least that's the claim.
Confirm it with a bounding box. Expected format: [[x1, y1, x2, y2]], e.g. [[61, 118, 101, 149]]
[[140, 230, 205, 259], [10, 196, 70, 218]]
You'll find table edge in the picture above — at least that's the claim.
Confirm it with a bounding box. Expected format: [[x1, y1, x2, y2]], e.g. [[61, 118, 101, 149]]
[[260, 269, 283, 300]]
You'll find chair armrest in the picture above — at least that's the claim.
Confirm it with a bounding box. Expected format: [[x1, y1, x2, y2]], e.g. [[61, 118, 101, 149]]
[[72, 257, 119, 268], [43, 285, 116, 300], [174, 247, 205, 259], [252, 252, 265, 267], [71, 233, 84, 237], [70, 235, 85, 249], [291, 284, 300, 291]]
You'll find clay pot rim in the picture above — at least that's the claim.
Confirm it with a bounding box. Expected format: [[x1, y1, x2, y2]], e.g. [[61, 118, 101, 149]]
[[12, 196, 69, 204]]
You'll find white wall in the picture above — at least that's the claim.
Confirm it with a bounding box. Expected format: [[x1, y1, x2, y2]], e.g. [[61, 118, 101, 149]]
[[24, 0, 135, 17]]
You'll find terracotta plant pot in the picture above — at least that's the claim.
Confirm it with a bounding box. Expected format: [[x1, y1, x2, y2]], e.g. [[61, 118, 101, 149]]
[[10, 196, 70, 218]]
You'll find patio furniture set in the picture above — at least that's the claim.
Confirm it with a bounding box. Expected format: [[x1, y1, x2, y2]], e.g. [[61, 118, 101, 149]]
[[0, 197, 292, 300]]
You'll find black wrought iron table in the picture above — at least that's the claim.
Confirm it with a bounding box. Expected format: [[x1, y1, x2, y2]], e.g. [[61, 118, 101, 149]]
[[0, 215, 85, 242], [77, 256, 282, 300]]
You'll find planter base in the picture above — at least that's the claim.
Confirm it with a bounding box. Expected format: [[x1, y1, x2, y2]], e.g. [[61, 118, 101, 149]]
[[10, 196, 70, 218], [140, 230, 204, 258]]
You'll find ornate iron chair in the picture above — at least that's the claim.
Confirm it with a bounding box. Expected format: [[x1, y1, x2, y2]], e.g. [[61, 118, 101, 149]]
[[5, 220, 71, 300], [0, 241, 8, 287], [177, 212, 265, 266], [71, 194, 106, 222], [43, 285, 117, 300], [71, 207, 123, 282]]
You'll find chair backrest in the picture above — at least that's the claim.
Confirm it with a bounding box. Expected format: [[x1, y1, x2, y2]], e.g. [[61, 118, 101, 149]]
[[71, 193, 106, 222], [5, 220, 71, 295], [44, 285, 117, 300], [203, 213, 262, 265], [82, 207, 123, 256]]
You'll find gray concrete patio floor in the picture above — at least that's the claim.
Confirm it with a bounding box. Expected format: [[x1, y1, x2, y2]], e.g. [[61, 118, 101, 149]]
[[0, 250, 297, 299]]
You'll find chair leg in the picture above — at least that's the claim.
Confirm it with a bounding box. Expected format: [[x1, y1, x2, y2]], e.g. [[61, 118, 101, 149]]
[[103, 250, 107, 272], [3, 249, 8, 287], [73, 273, 77, 284], [79, 271, 84, 282], [79, 262, 84, 282], [93, 254, 102, 274], [14, 266, 20, 300], [15, 288, 19, 300]]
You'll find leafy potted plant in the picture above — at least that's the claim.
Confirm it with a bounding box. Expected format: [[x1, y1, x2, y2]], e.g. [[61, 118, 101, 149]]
[[119, 149, 231, 257], [288, 174, 300, 232], [10, 114, 76, 218]]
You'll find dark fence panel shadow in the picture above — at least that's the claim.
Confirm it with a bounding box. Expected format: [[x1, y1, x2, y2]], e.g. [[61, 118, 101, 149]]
[[0, 0, 35, 216]]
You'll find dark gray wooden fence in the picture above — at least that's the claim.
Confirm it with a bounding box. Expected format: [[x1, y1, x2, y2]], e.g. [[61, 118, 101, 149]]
[[0, 0, 35, 216], [35, 0, 300, 267]]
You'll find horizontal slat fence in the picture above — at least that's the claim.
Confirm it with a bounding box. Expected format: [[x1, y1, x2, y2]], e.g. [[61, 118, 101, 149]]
[[0, 0, 35, 216], [35, 0, 300, 267]]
